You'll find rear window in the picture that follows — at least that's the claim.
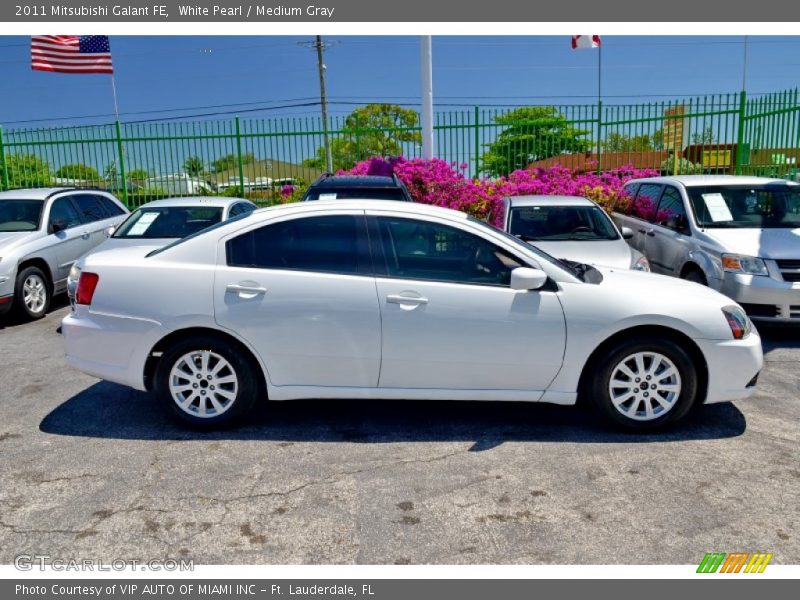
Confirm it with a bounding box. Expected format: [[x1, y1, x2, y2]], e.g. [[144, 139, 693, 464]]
[[304, 188, 408, 201], [114, 206, 223, 239]]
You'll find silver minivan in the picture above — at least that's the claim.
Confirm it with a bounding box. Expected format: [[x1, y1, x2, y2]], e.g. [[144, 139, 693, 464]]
[[613, 175, 800, 322], [0, 187, 129, 320]]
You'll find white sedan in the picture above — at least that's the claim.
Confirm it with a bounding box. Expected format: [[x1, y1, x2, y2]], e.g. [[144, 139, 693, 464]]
[[62, 200, 763, 430]]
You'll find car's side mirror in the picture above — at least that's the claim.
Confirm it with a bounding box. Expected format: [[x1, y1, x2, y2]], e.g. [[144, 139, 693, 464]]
[[510, 267, 548, 291], [621, 226, 635, 240], [48, 220, 66, 234], [105, 225, 116, 237]]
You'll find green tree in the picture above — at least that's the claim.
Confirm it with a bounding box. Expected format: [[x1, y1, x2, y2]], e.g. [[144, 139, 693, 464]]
[[0, 154, 51, 188], [183, 156, 205, 176], [55, 163, 100, 181], [690, 126, 715, 145], [480, 107, 590, 176], [601, 132, 655, 152], [103, 161, 119, 183], [126, 168, 150, 183], [211, 152, 255, 173], [304, 104, 422, 171]]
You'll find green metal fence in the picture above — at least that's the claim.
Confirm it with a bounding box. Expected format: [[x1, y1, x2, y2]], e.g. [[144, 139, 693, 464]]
[[1, 88, 798, 208]]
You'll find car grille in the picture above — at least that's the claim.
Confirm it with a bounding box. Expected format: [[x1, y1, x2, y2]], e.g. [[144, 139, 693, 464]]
[[776, 259, 800, 282], [740, 303, 781, 318], [791, 306, 800, 319]]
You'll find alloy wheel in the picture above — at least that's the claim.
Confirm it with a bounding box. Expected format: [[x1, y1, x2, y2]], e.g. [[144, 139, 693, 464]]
[[607, 351, 682, 421]]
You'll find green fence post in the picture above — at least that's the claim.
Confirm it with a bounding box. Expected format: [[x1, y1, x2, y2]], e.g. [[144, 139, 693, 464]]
[[114, 120, 128, 206], [735, 90, 747, 175], [0, 127, 8, 191], [474, 106, 480, 178], [596, 100, 603, 174], [235, 116, 245, 194], [354, 112, 361, 162]]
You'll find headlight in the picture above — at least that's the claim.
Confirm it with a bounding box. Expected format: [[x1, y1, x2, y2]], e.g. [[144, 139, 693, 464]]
[[721, 254, 768, 276], [631, 255, 650, 272], [722, 305, 752, 340]]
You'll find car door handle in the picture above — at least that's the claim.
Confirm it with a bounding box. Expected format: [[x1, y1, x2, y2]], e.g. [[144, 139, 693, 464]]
[[81, 232, 91, 240], [386, 294, 429, 305], [226, 284, 267, 295], [637, 228, 647, 234], [645, 229, 656, 237]]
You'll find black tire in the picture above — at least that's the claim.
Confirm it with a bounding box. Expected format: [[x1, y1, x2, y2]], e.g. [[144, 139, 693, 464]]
[[14, 265, 51, 320], [155, 336, 260, 428], [588, 337, 698, 431], [682, 269, 707, 286]]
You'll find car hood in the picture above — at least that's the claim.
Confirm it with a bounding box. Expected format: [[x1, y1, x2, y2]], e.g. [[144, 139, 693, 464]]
[[0, 230, 37, 253], [702, 227, 800, 259], [529, 240, 632, 269], [594, 265, 734, 304]]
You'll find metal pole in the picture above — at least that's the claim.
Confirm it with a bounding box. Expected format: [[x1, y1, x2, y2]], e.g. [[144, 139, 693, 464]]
[[315, 36, 333, 172], [110, 74, 121, 122], [742, 35, 749, 92], [421, 35, 434, 159], [596, 42, 603, 174]]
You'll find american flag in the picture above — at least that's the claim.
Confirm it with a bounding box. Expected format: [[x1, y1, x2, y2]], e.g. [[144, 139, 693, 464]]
[[571, 35, 602, 49], [31, 35, 113, 74]]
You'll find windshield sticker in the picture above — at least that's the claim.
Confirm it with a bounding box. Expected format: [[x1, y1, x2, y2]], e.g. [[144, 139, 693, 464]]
[[318, 193, 337, 199], [701, 193, 734, 222], [127, 211, 160, 235]]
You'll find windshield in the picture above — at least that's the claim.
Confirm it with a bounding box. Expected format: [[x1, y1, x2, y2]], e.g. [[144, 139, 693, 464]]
[[113, 206, 223, 239], [687, 184, 800, 229], [0, 199, 44, 232], [509, 204, 619, 241], [305, 188, 408, 201], [467, 216, 579, 278]]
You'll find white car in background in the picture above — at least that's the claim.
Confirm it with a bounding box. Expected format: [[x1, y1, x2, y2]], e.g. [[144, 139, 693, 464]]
[[67, 196, 256, 299], [501, 195, 650, 272], [62, 200, 762, 431]]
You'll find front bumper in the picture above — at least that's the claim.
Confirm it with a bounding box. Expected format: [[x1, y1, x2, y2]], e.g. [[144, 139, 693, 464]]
[[696, 330, 763, 404], [715, 271, 800, 322], [0, 274, 14, 315]]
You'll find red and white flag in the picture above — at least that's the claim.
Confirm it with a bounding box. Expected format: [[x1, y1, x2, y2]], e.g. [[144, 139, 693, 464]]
[[571, 35, 602, 49], [31, 35, 113, 74]]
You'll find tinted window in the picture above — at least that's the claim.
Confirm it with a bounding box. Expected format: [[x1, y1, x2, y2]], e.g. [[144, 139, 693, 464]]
[[72, 194, 109, 223], [0, 199, 44, 232], [686, 184, 800, 229], [48, 197, 82, 230], [377, 217, 524, 287], [655, 187, 690, 232], [305, 188, 408, 201], [509, 205, 619, 241], [227, 215, 367, 275], [631, 184, 664, 222], [99, 196, 126, 217]]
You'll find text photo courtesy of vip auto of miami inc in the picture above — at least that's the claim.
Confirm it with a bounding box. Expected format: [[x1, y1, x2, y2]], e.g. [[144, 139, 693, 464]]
[[0, 23, 798, 587]]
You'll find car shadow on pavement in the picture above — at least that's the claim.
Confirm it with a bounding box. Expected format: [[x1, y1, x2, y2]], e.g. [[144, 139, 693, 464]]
[[0, 294, 69, 330], [40, 381, 746, 449], [758, 324, 800, 353]]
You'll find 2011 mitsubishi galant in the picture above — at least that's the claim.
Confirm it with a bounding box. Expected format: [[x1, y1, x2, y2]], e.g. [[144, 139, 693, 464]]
[[61, 200, 763, 430]]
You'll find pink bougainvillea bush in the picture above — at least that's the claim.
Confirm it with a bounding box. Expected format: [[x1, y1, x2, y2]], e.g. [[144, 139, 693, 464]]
[[343, 156, 658, 225]]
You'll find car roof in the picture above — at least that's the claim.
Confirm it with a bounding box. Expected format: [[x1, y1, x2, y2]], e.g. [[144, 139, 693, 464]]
[[505, 195, 594, 207], [625, 175, 795, 187], [0, 187, 91, 200], [133, 196, 253, 209], [311, 175, 398, 187], [249, 199, 465, 220]]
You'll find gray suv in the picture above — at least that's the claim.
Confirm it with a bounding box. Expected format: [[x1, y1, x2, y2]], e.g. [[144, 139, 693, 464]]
[[613, 175, 800, 322], [0, 188, 129, 320]]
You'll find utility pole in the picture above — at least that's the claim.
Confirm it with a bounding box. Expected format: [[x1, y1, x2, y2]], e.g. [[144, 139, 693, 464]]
[[420, 35, 434, 159], [315, 35, 333, 172]]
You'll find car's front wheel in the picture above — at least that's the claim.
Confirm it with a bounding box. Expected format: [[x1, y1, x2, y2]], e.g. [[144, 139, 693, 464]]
[[589, 337, 698, 430], [14, 265, 51, 320], [155, 337, 259, 428]]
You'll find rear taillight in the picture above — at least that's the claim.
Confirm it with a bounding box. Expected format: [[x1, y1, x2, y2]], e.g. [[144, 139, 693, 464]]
[[75, 272, 100, 305]]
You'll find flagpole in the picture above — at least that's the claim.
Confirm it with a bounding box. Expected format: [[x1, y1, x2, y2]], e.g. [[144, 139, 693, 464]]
[[110, 73, 120, 122], [597, 40, 602, 174]]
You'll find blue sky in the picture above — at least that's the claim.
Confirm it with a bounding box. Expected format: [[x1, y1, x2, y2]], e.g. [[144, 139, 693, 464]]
[[1, 35, 799, 129]]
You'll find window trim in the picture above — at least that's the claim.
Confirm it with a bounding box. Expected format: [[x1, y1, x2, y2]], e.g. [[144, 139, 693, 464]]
[[224, 212, 373, 277], [368, 214, 527, 289]]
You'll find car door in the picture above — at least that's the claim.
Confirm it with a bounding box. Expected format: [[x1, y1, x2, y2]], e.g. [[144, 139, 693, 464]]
[[213, 211, 382, 388], [369, 213, 566, 393], [44, 195, 95, 286], [629, 183, 664, 258], [647, 185, 693, 276], [71, 193, 118, 251]]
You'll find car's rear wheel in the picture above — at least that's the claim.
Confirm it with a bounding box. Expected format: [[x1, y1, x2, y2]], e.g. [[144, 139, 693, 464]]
[[14, 266, 50, 320], [589, 337, 698, 430], [155, 337, 259, 428]]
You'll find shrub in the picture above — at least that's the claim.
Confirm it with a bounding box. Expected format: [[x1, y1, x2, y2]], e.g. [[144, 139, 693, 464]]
[[659, 156, 703, 175], [1, 154, 51, 188], [55, 163, 101, 182]]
